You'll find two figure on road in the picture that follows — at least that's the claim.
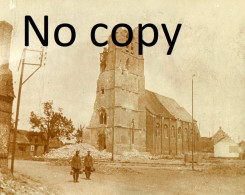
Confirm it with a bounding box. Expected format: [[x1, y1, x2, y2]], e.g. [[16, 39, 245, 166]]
[[84, 151, 94, 180], [71, 150, 82, 182], [71, 150, 94, 182]]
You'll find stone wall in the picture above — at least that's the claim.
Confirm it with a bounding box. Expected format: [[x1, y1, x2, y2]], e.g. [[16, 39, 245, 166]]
[[89, 27, 146, 153], [146, 111, 200, 155], [0, 21, 14, 172]]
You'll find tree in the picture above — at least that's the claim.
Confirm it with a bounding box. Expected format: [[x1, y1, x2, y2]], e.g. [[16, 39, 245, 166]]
[[30, 101, 75, 152], [75, 124, 85, 143]]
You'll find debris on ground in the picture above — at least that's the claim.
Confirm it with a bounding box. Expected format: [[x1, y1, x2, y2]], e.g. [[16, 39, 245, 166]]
[[0, 171, 53, 195], [43, 143, 112, 160], [42, 143, 187, 166], [118, 149, 152, 161]]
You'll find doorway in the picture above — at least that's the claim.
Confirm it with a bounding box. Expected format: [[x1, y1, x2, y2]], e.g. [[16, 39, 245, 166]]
[[98, 134, 106, 151]]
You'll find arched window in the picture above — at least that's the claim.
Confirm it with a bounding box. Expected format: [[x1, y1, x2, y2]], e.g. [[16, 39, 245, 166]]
[[101, 87, 104, 94], [171, 126, 175, 138], [164, 124, 168, 138], [156, 123, 160, 136], [184, 128, 188, 141], [178, 127, 182, 139], [99, 109, 107, 124]]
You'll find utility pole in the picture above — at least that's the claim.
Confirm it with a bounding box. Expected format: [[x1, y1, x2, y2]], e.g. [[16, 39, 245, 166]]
[[192, 74, 195, 171], [11, 47, 47, 174], [111, 50, 115, 161], [130, 119, 135, 150]]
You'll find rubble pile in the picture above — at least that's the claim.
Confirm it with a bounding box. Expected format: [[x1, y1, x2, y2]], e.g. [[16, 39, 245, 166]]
[[44, 143, 112, 160], [0, 172, 52, 195], [116, 149, 153, 162]]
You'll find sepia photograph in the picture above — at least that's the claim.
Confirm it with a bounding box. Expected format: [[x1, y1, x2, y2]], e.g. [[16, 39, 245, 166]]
[[0, 0, 245, 194]]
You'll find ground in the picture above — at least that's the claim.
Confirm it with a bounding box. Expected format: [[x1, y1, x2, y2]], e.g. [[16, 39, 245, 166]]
[[8, 159, 245, 195]]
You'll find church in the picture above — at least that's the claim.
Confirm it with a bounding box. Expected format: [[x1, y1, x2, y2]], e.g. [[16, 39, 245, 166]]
[[88, 27, 200, 155]]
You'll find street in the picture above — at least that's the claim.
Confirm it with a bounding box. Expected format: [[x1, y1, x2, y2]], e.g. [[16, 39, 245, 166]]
[[10, 160, 245, 195]]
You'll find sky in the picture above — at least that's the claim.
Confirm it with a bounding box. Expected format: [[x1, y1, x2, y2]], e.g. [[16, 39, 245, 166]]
[[0, 0, 245, 142]]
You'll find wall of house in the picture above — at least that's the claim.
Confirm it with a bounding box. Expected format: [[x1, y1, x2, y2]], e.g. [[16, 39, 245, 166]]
[[9, 143, 31, 159], [214, 141, 240, 158], [30, 145, 45, 156]]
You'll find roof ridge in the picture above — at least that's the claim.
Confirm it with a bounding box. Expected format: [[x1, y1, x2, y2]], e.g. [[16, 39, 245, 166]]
[[145, 89, 176, 102]]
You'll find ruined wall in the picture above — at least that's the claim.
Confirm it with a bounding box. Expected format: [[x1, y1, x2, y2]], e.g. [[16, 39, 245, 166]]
[[0, 21, 14, 171]]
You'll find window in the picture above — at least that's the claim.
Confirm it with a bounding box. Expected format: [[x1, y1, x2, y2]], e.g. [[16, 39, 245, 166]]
[[101, 88, 104, 94], [164, 125, 168, 138], [171, 126, 175, 138], [156, 123, 160, 136], [178, 127, 182, 139], [126, 58, 129, 69], [99, 109, 107, 124], [30, 145, 35, 152], [184, 128, 188, 141]]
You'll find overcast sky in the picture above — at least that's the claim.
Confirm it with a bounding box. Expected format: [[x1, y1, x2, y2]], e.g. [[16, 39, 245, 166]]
[[1, 0, 244, 142]]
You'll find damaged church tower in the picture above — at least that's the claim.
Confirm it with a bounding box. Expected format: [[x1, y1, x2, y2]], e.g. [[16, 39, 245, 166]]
[[0, 21, 14, 171], [88, 28, 146, 153]]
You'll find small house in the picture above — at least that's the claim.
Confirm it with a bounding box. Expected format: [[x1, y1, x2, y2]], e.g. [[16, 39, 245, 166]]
[[214, 137, 241, 158]]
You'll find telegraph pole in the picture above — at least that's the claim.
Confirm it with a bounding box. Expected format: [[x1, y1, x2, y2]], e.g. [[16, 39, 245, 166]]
[[130, 119, 135, 150], [111, 50, 115, 161], [11, 47, 47, 174], [191, 74, 195, 171]]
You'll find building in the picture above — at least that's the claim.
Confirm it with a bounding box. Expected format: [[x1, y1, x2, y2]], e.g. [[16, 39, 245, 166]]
[[212, 127, 241, 158], [0, 21, 14, 170], [197, 137, 214, 153], [9, 130, 31, 159], [238, 141, 245, 159], [9, 130, 63, 158], [212, 126, 229, 145], [24, 131, 47, 156], [214, 137, 241, 158], [88, 27, 200, 155]]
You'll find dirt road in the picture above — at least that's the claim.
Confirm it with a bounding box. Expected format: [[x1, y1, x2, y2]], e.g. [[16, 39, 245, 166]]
[[12, 160, 245, 195]]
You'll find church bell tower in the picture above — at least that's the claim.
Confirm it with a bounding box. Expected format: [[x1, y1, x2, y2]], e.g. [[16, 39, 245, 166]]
[[88, 27, 146, 153]]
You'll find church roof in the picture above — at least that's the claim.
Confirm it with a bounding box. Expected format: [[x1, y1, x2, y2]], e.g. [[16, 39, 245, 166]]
[[144, 90, 193, 123]]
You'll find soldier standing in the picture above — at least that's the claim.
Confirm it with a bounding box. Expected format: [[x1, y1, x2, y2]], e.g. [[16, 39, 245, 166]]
[[84, 151, 94, 180], [71, 150, 82, 182]]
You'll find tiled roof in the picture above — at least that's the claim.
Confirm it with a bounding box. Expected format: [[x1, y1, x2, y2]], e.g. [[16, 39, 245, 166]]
[[9, 131, 30, 144], [212, 128, 231, 144], [144, 90, 172, 118], [144, 90, 193, 123]]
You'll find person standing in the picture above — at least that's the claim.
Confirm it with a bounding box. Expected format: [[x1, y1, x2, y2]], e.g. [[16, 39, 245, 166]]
[[84, 151, 94, 180], [71, 150, 82, 183]]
